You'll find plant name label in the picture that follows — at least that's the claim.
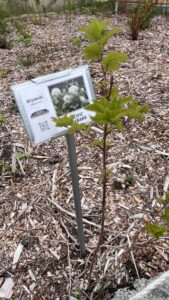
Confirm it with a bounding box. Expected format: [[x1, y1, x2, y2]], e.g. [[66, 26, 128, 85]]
[[11, 65, 95, 146]]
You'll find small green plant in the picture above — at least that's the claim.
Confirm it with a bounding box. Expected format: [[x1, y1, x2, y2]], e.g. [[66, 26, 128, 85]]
[[65, 0, 76, 12], [48, 30, 53, 43], [0, 160, 10, 175], [71, 37, 82, 47], [0, 113, 4, 125], [32, 0, 43, 25], [31, 15, 42, 26], [53, 18, 148, 289], [125, 173, 135, 187], [34, 0, 42, 13], [16, 152, 32, 160], [127, 1, 156, 40], [0, 5, 9, 49], [20, 55, 33, 67], [139, 3, 157, 30], [4, 0, 34, 16], [13, 19, 32, 46], [145, 192, 169, 239], [0, 70, 8, 78], [0, 1, 10, 19], [82, 0, 116, 14]]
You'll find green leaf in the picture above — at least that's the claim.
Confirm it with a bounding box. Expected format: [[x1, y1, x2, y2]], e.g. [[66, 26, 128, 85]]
[[83, 43, 102, 61], [110, 86, 119, 99], [16, 153, 31, 160], [71, 37, 82, 47], [100, 28, 120, 46], [0, 113, 4, 125], [87, 97, 125, 129], [52, 115, 88, 133], [90, 139, 103, 148], [145, 223, 168, 239], [80, 19, 108, 42], [52, 115, 74, 127], [86, 87, 148, 127], [105, 169, 112, 175], [165, 192, 169, 202], [158, 192, 169, 205], [124, 102, 149, 120], [102, 52, 128, 72], [163, 208, 169, 222], [68, 122, 87, 134]]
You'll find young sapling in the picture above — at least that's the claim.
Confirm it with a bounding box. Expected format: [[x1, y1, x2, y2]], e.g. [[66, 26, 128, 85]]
[[53, 18, 149, 288]]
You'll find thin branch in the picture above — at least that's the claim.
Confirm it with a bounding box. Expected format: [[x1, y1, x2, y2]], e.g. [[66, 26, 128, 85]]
[[107, 75, 114, 100], [127, 234, 140, 279], [67, 242, 72, 297]]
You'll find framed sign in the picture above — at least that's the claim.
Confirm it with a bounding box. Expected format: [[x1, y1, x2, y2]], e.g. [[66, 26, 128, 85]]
[[11, 65, 95, 146]]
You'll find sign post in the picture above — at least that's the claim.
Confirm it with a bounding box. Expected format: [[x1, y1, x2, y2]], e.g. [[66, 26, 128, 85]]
[[66, 134, 86, 257], [11, 65, 95, 257]]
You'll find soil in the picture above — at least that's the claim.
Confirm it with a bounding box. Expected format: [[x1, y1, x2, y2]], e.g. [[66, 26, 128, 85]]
[[0, 12, 169, 299]]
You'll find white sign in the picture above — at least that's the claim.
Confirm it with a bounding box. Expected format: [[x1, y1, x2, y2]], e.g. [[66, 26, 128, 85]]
[[11, 65, 95, 146]]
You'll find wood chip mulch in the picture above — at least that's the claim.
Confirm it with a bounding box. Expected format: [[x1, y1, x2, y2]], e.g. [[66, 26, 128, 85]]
[[0, 12, 169, 299]]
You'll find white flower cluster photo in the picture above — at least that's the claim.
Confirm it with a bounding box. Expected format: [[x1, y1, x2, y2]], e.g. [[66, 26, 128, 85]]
[[49, 76, 90, 117]]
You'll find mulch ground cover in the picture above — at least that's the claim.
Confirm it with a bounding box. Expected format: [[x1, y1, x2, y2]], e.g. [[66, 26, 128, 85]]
[[0, 12, 169, 299]]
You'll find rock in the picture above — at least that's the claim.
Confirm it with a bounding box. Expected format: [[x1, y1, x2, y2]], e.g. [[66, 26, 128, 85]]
[[112, 271, 169, 300]]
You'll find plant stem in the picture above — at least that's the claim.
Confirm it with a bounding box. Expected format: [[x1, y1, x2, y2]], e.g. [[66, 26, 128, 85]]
[[100, 123, 108, 243], [87, 123, 108, 288], [87, 75, 113, 289]]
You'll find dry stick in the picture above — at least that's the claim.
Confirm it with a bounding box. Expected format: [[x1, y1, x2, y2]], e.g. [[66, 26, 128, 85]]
[[48, 197, 101, 229], [67, 242, 72, 298], [60, 217, 78, 245], [127, 234, 140, 279], [0, 195, 41, 238], [0, 265, 13, 277]]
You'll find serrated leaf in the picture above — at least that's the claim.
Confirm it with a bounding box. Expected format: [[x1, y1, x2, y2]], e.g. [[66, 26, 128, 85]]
[[80, 19, 108, 42], [100, 28, 120, 46], [124, 103, 149, 120], [90, 139, 103, 148], [102, 52, 128, 72], [86, 97, 108, 113], [86, 89, 148, 127], [145, 223, 168, 239], [83, 43, 102, 61], [52, 115, 74, 127], [68, 122, 87, 134], [163, 208, 169, 222]]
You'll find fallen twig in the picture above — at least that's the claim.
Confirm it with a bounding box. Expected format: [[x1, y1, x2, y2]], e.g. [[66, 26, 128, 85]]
[[127, 234, 140, 279], [48, 197, 101, 229]]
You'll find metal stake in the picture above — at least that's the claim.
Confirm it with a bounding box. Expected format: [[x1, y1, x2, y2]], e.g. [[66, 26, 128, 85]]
[[66, 134, 86, 258]]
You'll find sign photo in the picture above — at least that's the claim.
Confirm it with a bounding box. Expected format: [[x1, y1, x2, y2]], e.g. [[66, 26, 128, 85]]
[[11, 65, 95, 146], [49, 76, 90, 116]]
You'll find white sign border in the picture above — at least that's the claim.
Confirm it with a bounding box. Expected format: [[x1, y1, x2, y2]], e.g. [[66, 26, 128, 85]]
[[11, 65, 95, 146]]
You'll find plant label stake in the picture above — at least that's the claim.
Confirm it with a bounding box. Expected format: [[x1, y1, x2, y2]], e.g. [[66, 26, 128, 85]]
[[11, 65, 95, 257], [66, 133, 86, 257]]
